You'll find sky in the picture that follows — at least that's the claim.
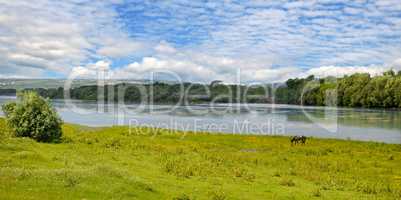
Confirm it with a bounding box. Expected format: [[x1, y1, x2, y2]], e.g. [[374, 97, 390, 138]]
[[1, 0, 401, 83]]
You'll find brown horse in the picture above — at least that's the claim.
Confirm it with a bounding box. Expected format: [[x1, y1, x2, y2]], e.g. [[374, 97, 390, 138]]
[[290, 135, 307, 145]]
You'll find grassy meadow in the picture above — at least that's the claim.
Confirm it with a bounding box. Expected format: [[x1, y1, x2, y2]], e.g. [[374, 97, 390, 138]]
[[0, 118, 400, 199]]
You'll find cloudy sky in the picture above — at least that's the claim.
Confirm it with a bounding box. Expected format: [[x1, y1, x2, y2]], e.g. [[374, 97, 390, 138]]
[[1, 0, 401, 82]]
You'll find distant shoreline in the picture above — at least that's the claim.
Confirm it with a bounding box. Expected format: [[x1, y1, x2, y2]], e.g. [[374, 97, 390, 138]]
[[1, 95, 400, 112]]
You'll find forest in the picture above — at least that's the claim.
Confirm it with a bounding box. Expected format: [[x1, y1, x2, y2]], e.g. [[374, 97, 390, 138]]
[[1, 70, 401, 108], [287, 70, 401, 108], [20, 82, 272, 104]]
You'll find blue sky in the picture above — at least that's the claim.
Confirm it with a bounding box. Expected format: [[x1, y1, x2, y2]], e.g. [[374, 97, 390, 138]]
[[1, 0, 401, 82]]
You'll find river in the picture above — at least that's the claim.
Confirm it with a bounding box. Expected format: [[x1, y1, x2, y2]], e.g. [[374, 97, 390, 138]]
[[0, 96, 400, 144]]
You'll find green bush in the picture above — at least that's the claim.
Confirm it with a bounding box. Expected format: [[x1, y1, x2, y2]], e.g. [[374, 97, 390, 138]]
[[2, 92, 62, 142]]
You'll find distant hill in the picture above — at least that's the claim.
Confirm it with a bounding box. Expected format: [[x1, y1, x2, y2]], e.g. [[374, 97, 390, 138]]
[[0, 79, 150, 90]]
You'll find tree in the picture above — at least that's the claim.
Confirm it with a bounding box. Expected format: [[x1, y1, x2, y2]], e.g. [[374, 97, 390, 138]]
[[364, 76, 388, 107], [338, 73, 371, 107], [383, 70, 395, 76], [1, 92, 62, 142]]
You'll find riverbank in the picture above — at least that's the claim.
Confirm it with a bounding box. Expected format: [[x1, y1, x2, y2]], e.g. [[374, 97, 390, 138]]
[[0, 118, 400, 199]]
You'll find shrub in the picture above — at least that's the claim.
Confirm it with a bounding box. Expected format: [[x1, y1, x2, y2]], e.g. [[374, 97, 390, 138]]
[[2, 92, 62, 142]]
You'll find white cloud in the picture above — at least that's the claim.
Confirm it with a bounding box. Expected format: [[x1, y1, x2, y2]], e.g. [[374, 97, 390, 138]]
[[113, 56, 215, 82], [70, 60, 111, 78], [0, 0, 138, 77], [304, 65, 387, 78], [391, 58, 401, 70], [0, 0, 92, 76], [88, 60, 111, 71], [71, 66, 94, 77], [1, 0, 401, 82], [72, 55, 298, 83], [96, 37, 145, 58], [97, 42, 143, 58], [154, 41, 177, 54]]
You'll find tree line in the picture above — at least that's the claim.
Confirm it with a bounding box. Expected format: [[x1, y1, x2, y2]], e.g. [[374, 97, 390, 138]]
[[18, 82, 273, 104], [1, 70, 400, 108], [275, 70, 401, 108]]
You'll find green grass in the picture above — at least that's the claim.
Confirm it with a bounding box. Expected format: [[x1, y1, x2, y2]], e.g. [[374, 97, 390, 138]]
[[0, 118, 400, 199]]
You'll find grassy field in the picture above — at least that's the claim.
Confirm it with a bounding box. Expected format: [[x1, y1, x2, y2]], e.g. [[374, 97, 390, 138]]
[[0, 118, 400, 199]]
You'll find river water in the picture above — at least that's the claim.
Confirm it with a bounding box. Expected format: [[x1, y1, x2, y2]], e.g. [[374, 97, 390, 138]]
[[1, 96, 400, 144]]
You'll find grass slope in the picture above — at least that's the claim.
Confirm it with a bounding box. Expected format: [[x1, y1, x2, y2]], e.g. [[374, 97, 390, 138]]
[[0, 118, 400, 199]]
